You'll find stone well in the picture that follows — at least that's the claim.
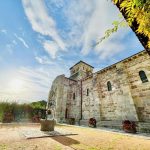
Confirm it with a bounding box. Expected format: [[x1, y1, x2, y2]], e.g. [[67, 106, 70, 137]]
[[40, 119, 56, 131]]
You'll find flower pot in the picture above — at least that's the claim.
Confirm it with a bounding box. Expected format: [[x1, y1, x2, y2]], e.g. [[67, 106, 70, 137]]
[[88, 118, 97, 128], [122, 120, 137, 133]]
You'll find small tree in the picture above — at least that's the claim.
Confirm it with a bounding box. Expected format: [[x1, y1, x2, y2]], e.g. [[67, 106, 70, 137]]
[[98, 0, 150, 53]]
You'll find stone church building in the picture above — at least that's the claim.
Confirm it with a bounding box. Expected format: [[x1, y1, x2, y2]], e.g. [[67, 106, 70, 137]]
[[48, 50, 150, 131]]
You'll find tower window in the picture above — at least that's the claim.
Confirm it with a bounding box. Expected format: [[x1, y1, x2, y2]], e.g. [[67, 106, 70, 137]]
[[107, 81, 112, 91], [139, 70, 148, 83], [73, 93, 75, 99], [87, 88, 89, 96]]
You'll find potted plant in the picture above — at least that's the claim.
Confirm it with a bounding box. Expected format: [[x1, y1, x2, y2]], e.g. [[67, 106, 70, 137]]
[[88, 118, 97, 128], [2, 112, 14, 123], [122, 120, 137, 133]]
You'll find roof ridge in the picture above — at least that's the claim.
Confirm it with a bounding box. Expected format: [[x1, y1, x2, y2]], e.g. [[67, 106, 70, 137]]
[[69, 60, 94, 70]]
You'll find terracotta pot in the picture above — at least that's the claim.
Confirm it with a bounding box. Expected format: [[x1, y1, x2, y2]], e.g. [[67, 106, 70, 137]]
[[88, 118, 96, 128], [122, 120, 137, 133]]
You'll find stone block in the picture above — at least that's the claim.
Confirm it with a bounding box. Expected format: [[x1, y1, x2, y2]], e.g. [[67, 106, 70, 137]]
[[40, 119, 55, 131]]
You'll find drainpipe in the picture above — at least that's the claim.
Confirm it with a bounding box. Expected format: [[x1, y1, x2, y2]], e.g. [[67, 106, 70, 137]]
[[79, 79, 83, 125]]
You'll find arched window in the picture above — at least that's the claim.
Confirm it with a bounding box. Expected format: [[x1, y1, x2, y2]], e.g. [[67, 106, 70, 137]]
[[107, 81, 112, 91], [139, 71, 148, 83], [87, 88, 89, 96]]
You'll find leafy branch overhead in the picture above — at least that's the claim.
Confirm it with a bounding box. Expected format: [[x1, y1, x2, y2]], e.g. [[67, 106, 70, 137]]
[[96, 19, 127, 45], [98, 0, 150, 48]]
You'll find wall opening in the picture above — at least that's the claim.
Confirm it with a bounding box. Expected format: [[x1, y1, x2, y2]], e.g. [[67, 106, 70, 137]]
[[73, 93, 75, 99], [87, 88, 89, 96], [107, 81, 112, 91], [65, 108, 68, 119], [139, 70, 148, 83]]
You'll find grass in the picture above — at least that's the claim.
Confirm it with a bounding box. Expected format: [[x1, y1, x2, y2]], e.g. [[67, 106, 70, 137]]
[[0, 144, 7, 150], [54, 145, 62, 150]]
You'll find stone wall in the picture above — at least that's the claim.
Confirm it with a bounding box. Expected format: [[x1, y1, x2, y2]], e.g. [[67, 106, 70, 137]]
[[97, 63, 138, 121], [70, 61, 93, 80], [123, 51, 150, 122], [48, 75, 81, 123], [48, 50, 150, 127], [66, 81, 81, 121], [82, 75, 100, 121], [96, 50, 150, 122]]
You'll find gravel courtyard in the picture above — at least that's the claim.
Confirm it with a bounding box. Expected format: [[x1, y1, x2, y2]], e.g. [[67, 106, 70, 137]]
[[0, 124, 150, 150]]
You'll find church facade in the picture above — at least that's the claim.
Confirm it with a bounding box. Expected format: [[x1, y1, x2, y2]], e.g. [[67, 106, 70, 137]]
[[48, 50, 150, 131]]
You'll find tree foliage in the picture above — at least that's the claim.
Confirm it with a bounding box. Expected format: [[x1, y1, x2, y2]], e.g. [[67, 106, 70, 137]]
[[30, 100, 47, 109], [0, 100, 47, 122], [98, 0, 150, 48]]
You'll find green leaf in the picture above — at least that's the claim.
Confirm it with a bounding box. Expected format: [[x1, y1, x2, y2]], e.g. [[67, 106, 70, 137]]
[[112, 21, 119, 26]]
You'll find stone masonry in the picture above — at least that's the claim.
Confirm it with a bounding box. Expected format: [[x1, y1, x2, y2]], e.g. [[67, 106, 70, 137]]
[[48, 50, 150, 131]]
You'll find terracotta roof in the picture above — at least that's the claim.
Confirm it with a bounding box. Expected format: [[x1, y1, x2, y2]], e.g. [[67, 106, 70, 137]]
[[69, 60, 94, 70]]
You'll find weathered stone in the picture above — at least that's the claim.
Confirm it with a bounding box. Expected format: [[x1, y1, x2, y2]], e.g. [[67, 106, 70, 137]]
[[40, 120, 55, 131], [48, 50, 150, 129]]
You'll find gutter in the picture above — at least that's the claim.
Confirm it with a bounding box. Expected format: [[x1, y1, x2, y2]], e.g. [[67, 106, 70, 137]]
[[79, 80, 83, 125]]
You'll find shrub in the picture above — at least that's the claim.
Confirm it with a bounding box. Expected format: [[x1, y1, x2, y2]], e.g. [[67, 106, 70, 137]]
[[0, 101, 46, 123], [122, 120, 137, 133], [88, 118, 97, 128]]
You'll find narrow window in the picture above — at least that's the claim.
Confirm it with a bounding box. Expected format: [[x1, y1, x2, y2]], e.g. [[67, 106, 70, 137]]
[[73, 93, 75, 99], [139, 70, 148, 83], [87, 88, 89, 96], [107, 81, 112, 91], [65, 108, 68, 119]]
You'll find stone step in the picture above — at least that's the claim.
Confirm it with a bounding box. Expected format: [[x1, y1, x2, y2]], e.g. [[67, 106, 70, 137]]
[[79, 120, 88, 126], [97, 121, 122, 130], [138, 122, 150, 133], [76, 120, 150, 133], [20, 118, 31, 122]]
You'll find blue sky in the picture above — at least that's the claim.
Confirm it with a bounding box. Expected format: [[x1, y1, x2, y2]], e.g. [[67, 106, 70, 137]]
[[0, 0, 143, 103]]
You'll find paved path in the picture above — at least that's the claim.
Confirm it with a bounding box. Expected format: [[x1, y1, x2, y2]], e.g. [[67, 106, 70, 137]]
[[0, 124, 150, 150], [59, 123, 150, 140]]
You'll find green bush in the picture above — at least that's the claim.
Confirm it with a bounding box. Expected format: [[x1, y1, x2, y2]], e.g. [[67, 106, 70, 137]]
[[0, 102, 13, 122], [0, 100, 47, 123]]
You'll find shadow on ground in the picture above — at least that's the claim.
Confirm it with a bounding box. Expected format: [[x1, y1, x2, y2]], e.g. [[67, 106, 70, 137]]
[[52, 136, 80, 146]]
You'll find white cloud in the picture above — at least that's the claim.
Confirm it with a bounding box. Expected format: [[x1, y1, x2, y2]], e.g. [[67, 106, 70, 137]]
[[47, 0, 64, 9], [35, 56, 54, 65], [22, 0, 141, 60], [0, 62, 68, 102], [43, 41, 60, 59], [14, 34, 29, 48], [0, 29, 7, 34], [94, 28, 130, 59], [22, 0, 66, 58], [0, 0, 143, 103], [62, 0, 139, 59], [6, 44, 14, 54], [12, 40, 17, 45]]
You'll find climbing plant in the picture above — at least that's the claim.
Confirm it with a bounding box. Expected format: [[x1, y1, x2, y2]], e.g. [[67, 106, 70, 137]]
[[98, 0, 150, 48]]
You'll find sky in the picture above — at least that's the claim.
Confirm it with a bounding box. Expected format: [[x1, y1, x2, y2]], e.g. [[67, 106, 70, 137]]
[[0, 0, 143, 103]]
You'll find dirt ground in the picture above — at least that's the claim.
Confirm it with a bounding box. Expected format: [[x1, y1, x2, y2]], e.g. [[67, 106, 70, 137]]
[[0, 124, 150, 150]]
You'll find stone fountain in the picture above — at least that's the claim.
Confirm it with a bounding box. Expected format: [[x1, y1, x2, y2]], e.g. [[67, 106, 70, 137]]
[[40, 90, 56, 131]]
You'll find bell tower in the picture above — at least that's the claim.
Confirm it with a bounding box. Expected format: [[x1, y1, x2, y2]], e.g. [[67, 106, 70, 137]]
[[69, 61, 94, 80]]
